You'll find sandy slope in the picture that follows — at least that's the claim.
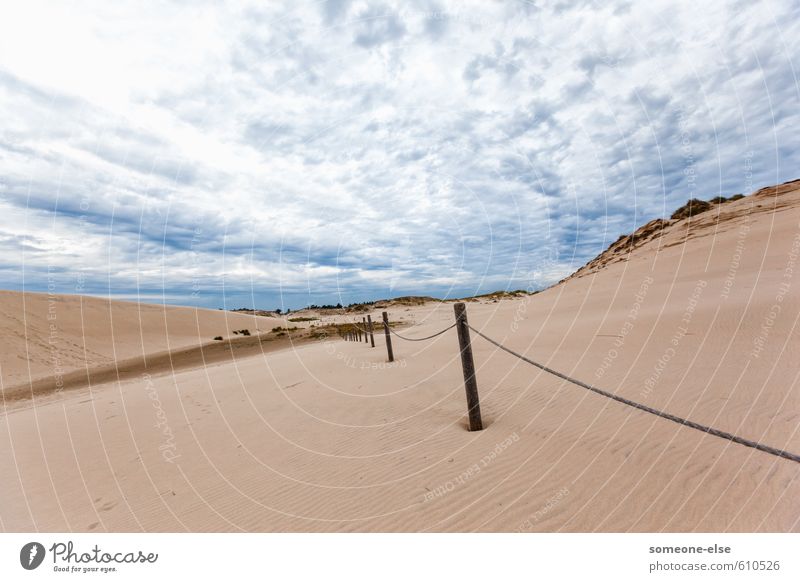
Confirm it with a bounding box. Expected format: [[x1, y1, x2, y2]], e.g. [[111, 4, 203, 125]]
[[1, 184, 799, 532], [0, 292, 289, 395]]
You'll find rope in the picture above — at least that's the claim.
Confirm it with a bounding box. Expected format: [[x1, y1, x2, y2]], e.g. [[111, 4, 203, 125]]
[[468, 325, 800, 465], [389, 322, 457, 342]]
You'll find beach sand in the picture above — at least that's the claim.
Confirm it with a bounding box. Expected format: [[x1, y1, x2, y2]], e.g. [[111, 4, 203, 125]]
[[1, 183, 798, 532]]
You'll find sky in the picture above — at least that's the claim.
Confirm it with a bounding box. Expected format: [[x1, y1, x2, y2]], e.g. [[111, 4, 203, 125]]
[[0, 0, 798, 310]]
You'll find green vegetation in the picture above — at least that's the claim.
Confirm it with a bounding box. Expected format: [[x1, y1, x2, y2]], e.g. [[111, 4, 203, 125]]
[[387, 296, 436, 306], [671, 190, 751, 221], [271, 326, 299, 333], [670, 198, 712, 220], [470, 289, 533, 300], [230, 308, 279, 317], [288, 316, 318, 322]]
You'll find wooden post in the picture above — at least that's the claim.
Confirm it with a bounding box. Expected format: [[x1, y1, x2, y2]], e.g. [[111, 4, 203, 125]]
[[362, 318, 369, 343], [367, 314, 375, 348], [454, 303, 483, 431], [382, 311, 394, 362]]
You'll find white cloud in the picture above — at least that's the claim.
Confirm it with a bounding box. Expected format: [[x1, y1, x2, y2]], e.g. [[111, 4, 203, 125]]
[[0, 0, 798, 308]]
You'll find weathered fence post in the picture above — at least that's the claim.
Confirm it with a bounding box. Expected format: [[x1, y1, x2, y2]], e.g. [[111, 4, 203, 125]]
[[367, 314, 375, 348], [363, 318, 369, 343], [454, 303, 483, 431], [382, 311, 394, 362]]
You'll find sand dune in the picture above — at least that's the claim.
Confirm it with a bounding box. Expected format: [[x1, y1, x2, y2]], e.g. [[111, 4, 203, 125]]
[[1, 182, 799, 532], [0, 292, 289, 391]]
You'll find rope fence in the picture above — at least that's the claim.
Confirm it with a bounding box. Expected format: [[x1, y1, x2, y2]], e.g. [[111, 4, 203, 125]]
[[338, 303, 800, 464], [389, 322, 457, 342], [468, 325, 800, 464]]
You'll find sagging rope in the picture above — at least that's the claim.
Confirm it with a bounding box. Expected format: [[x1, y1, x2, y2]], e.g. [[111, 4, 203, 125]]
[[468, 325, 800, 465], [389, 322, 457, 342]]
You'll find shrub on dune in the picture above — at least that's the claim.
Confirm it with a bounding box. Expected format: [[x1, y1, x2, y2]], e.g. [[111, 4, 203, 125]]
[[671, 198, 712, 220]]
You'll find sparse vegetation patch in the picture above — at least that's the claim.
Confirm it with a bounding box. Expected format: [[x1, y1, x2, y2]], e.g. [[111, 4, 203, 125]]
[[271, 326, 299, 333], [671, 198, 712, 220]]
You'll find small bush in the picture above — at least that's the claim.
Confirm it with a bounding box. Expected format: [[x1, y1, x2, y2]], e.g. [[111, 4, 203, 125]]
[[729, 193, 745, 201], [709, 196, 727, 204], [271, 326, 298, 333], [213, 336, 223, 341], [288, 317, 318, 322], [671, 198, 712, 220]]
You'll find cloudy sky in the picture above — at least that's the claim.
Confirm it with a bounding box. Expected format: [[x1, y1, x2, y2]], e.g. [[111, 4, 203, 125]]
[[1, 0, 798, 310]]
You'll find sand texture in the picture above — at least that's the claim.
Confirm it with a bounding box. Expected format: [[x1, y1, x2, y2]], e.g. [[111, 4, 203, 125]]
[[1, 184, 799, 532]]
